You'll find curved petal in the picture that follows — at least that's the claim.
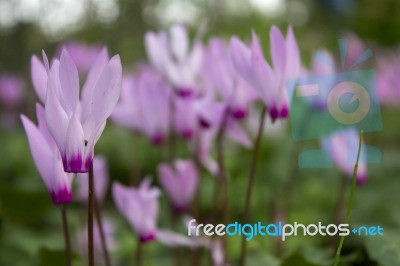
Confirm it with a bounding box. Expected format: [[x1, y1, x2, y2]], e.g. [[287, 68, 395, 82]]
[[81, 48, 109, 121], [175, 160, 198, 206], [35, 103, 54, 147], [270, 26, 286, 76], [229, 37, 252, 82], [65, 112, 86, 172], [20, 115, 53, 191], [84, 121, 106, 165], [145, 32, 169, 73], [91, 55, 122, 126], [285, 26, 300, 78], [45, 81, 69, 156], [31, 55, 48, 103], [170, 24, 189, 62], [59, 49, 79, 112]]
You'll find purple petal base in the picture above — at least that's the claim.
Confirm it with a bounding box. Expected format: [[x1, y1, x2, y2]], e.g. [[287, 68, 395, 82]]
[[151, 134, 165, 146], [173, 204, 188, 214], [176, 87, 195, 98], [230, 107, 247, 120], [63, 154, 92, 173], [199, 117, 211, 129], [269, 106, 279, 122], [181, 129, 193, 140], [139, 232, 156, 243], [280, 106, 289, 119], [356, 174, 367, 186], [51, 188, 73, 205]]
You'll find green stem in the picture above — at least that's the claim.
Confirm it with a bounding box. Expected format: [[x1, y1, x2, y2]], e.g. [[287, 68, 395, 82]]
[[333, 130, 364, 266], [239, 106, 267, 266], [135, 241, 143, 266], [61, 205, 71, 266]]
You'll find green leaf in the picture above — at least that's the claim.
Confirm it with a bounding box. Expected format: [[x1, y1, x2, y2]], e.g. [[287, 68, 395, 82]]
[[365, 230, 400, 266], [38, 247, 68, 266], [0, 183, 51, 223]]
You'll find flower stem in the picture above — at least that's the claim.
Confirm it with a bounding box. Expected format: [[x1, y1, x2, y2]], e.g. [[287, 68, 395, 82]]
[[94, 197, 111, 266], [239, 106, 266, 266], [333, 130, 363, 266], [88, 162, 94, 266], [61, 204, 71, 266], [215, 108, 230, 261], [135, 241, 143, 266]]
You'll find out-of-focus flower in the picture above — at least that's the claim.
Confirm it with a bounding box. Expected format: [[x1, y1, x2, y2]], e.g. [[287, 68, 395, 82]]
[[77, 217, 116, 261], [158, 159, 198, 213], [112, 66, 171, 145], [76, 156, 109, 204], [113, 178, 160, 242], [321, 128, 367, 184], [377, 52, 400, 108], [229, 26, 301, 121], [112, 178, 201, 247], [0, 74, 24, 108], [145, 24, 203, 97], [21, 104, 74, 204], [202, 38, 259, 120], [32, 49, 122, 173], [57, 41, 103, 74]]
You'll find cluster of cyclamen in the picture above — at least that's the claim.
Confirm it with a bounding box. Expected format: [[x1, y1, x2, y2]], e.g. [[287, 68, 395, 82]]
[[20, 24, 368, 264]]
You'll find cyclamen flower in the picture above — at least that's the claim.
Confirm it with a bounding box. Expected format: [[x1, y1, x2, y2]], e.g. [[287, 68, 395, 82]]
[[321, 128, 367, 184], [21, 104, 74, 204], [112, 66, 171, 145], [113, 178, 160, 242], [202, 38, 259, 120], [76, 156, 109, 203], [229, 26, 301, 121], [32, 49, 122, 173], [158, 160, 198, 213], [112, 178, 200, 247], [145, 24, 203, 97]]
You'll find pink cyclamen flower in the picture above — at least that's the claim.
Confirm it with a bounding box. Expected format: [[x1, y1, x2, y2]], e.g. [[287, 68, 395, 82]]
[[229, 26, 301, 121], [113, 178, 200, 247], [112, 66, 171, 145], [113, 178, 160, 242], [21, 104, 74, 204], [32, 49, 122, 173], [76, 156, 109, 204], [321, 128, 367, 184], [57, 41, 103, 73], [145, 24, 203, 96], [0, 74, 24, 108], [158, 159, 199, 213], [202, 38, 259, 120]]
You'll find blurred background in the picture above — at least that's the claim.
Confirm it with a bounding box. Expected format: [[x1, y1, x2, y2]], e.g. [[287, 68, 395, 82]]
[[0, 0, 400, 265]]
